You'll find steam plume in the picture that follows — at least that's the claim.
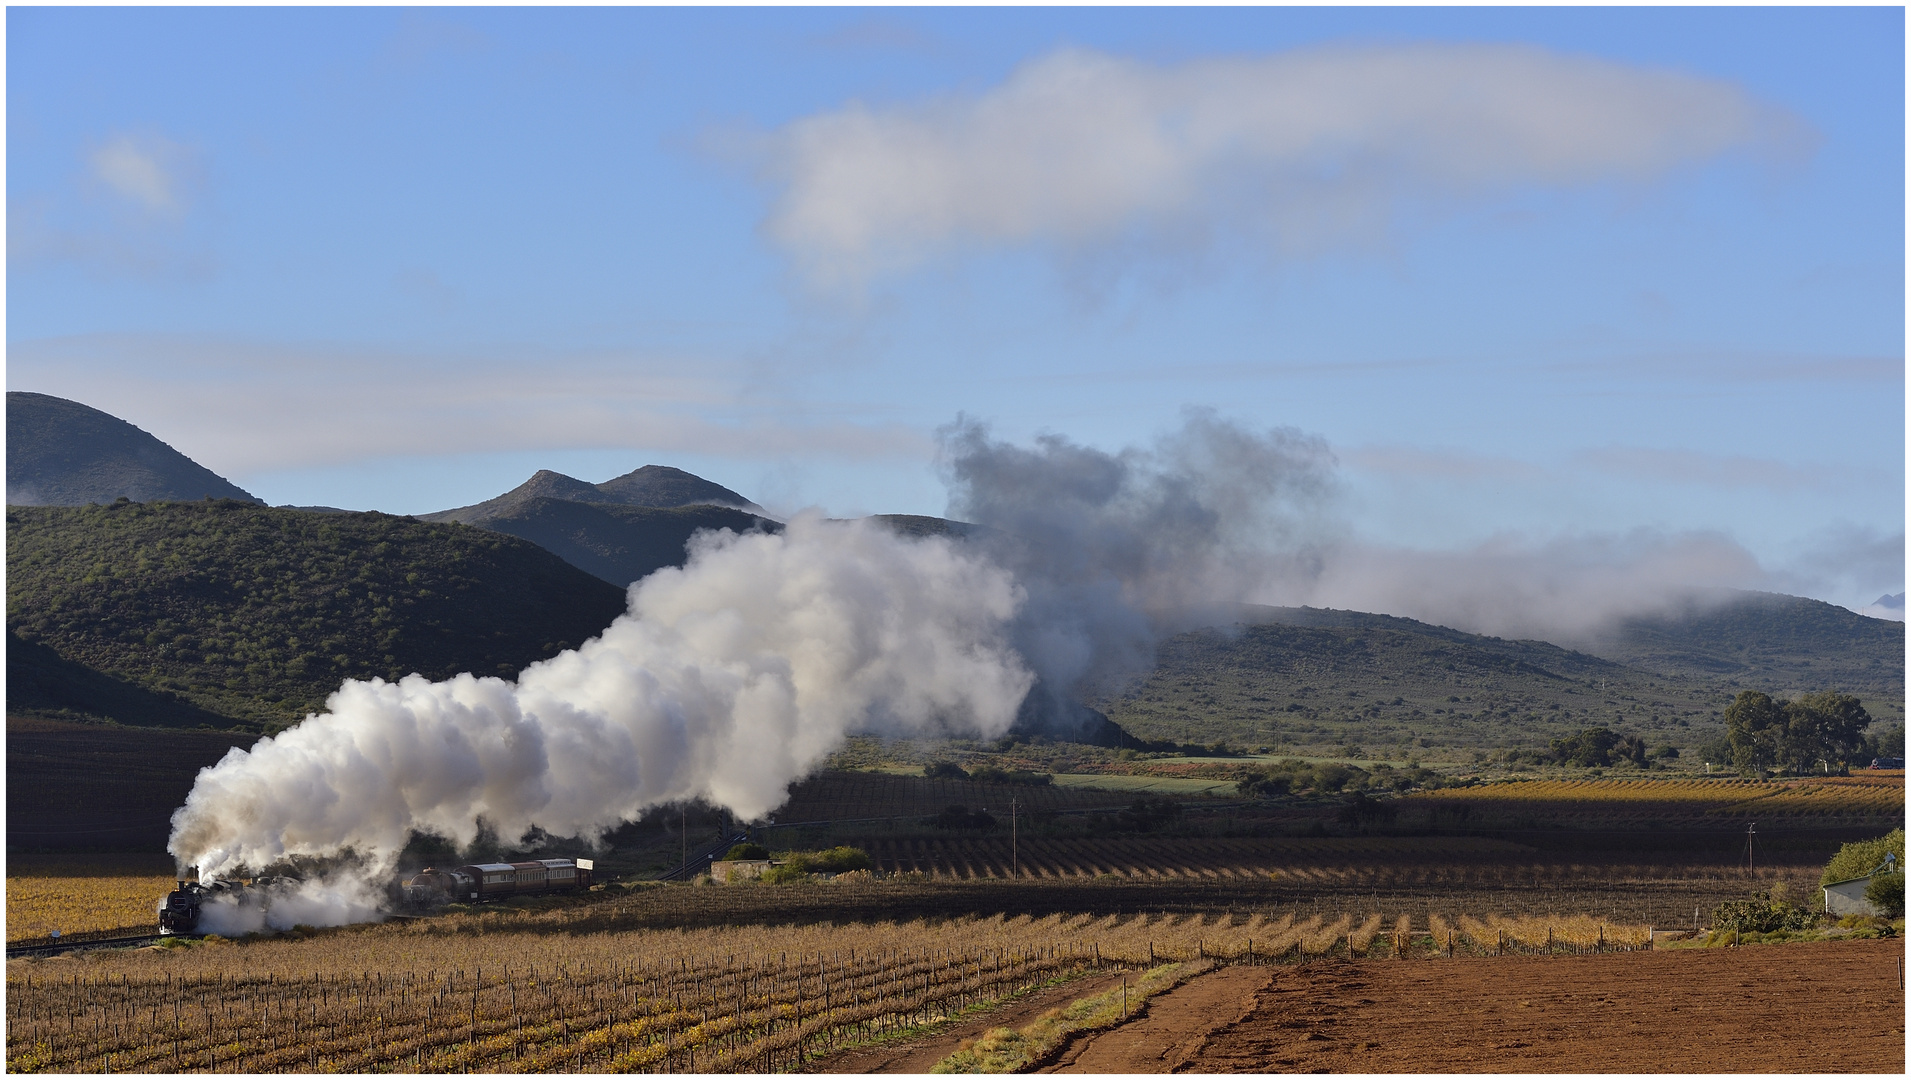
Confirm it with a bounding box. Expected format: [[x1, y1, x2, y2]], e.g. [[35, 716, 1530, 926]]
[[169, 516, 1032, 887], [941, 409, 1337, 704], [168, 411, 1808, 930]]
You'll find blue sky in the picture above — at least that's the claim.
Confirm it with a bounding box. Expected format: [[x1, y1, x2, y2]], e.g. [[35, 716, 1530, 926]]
[[7, 6, 1904, 623]]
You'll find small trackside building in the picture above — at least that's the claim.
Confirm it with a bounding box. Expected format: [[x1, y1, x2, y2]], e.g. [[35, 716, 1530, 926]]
[[710, 859, 774, 883], [1823, 854, 1898, 916]]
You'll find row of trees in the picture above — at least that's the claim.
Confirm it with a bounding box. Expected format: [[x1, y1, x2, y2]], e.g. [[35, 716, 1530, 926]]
[[1716, 690, 1873, 776]]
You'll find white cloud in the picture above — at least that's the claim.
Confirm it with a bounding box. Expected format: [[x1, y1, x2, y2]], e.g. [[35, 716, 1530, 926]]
[[5, 333, 929, 479], [755, 43, 1805, 290], [1574, 446, 1834, 491], [1775, 525, 1905, 614], [1345, 444, 1546, 482], [90, 133, 189, 214]]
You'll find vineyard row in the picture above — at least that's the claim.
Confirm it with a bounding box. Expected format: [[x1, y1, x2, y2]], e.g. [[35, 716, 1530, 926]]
[[7, 910, 1655, 1074]]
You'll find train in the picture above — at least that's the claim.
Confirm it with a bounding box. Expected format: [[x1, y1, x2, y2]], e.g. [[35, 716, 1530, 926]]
[[402, 858, 595, 906], [157, 858, 595, 935]]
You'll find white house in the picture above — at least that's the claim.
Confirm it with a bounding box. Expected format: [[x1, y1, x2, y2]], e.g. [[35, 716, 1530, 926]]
[[1823, 853, 1898, 916]]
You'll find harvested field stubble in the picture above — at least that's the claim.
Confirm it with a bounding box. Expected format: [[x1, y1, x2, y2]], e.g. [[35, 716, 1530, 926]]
[[6, 855, 180, 942]]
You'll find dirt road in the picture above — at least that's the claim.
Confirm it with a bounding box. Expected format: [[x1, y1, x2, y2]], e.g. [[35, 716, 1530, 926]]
[[799, 971, 1129, 1074], [1043, 938, 1904, 1073]]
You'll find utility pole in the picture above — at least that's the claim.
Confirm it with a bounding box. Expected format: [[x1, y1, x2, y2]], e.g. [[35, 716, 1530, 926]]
[[1010, 796, 1020, 879], [681, 806, 687, 872], [1744, 821, 1757, 876]]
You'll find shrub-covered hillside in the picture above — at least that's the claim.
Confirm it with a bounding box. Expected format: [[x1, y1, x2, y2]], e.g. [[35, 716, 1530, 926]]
[[6, 500, 628, 729]]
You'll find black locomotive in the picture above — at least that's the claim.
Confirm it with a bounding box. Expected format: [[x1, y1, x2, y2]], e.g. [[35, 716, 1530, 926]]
[[157, 858, 594, 934]]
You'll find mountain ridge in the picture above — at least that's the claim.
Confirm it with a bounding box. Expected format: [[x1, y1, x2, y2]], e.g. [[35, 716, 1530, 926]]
[[6, 392, 260, 506], [424, 465, 761, 524]]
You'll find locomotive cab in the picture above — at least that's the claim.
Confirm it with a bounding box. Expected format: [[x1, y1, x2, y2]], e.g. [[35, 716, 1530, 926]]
[[158, 880, 202, 935]]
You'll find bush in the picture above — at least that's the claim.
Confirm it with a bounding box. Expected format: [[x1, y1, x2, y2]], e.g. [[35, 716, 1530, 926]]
[[805, 846, 873, 874], [1336, 790, 1398, 827], [1821, 828, 1905, 887], [1711, 888, 1817, 934], [768, 845, 875, 882], [1864, 871, 1905, 918], [722, 843, 769, 861], [1100, 797, 1181, 833], [922, 761, 969, 780], [967, 765, 1052, 786], [930, 804, 996, 831], [1238, 773, 1290, 798]]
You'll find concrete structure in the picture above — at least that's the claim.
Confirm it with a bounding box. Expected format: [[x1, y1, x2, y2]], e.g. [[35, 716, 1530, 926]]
[[709, 859, 774, 883]]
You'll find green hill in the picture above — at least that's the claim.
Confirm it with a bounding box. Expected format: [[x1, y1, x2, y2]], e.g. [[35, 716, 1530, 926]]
[[1594, 590, 1904, 700], [420, 495, 778, 588], [6, 391, 260, 506], [1087, 604, 1903, 758], [6, 501, 628, 730]]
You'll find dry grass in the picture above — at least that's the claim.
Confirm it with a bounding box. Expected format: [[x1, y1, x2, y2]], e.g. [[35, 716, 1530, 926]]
[[1454, 913, 1651, 952], [5, 855, 178, 942], [930, 960, 1212, 1073]]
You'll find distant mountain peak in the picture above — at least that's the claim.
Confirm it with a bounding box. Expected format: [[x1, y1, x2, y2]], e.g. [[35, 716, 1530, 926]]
[[594, 465, 758, 511], [1874, 592, 1905, 611], [511, 469, 617, 505], [6, 391, 260, 506], [428, 463, 760, 526]]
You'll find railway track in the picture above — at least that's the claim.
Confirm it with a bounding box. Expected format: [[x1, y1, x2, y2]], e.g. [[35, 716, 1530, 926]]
[[6, 932, 170, 959]]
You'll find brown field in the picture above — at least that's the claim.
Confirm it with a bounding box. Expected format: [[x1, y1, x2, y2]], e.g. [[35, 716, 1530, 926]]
[[6, 854, 180, 942], [1042, 937, 1905, 1073]]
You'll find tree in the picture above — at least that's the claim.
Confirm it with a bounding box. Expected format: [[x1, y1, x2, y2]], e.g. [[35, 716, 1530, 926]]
[[1821, 829, 1905, 887], [1787, 691, 1872, 771], [1863, 870, 1905, 918], [1723, 691, 1785, 776], [1548, 727, 1624, 768]]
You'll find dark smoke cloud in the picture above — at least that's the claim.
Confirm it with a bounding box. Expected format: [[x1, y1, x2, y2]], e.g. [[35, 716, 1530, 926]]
[[940, 408, 1338, 705]]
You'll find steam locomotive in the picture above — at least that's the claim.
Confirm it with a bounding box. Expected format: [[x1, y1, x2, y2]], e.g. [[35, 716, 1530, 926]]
[[157, 858, 595, 935], [157, 875, 300, 936]]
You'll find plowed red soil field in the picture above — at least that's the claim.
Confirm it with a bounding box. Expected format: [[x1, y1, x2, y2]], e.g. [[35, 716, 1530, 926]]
[[1043, 938, 1904, 1073]]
